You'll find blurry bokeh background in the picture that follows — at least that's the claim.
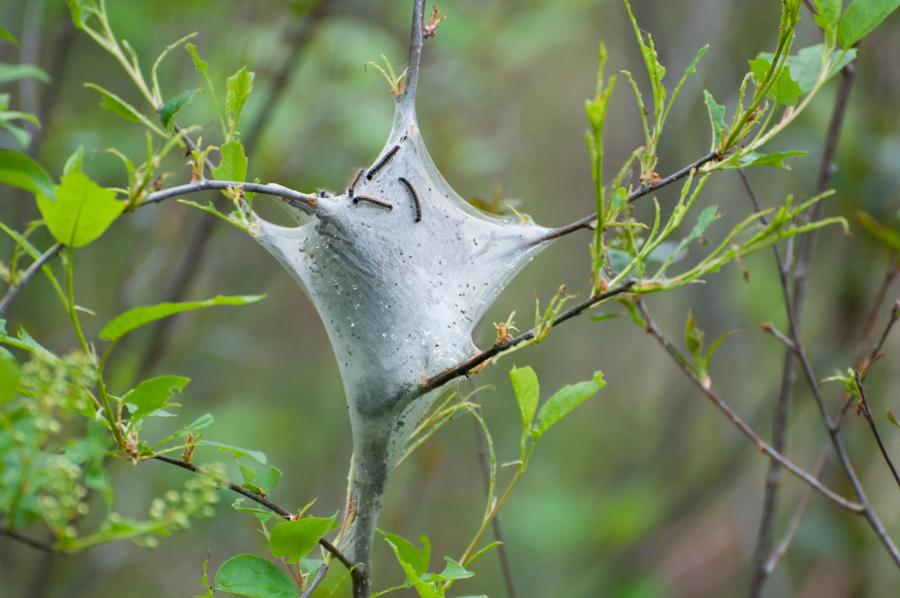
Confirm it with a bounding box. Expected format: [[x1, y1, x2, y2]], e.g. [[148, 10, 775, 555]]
[[1, 0, 899, 596]]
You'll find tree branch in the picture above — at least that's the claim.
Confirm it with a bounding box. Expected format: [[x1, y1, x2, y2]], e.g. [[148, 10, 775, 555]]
[[0, 243, 62, 318], [150, 456, 361, 579], [0, 526, 58, 554], [537, 151, 719, 243], [141, 180, 319, 212], [636, 302, 863, 513], [853, 371, 900, 491], [401, 0, 426, 109], [421, 281, 636, 393]]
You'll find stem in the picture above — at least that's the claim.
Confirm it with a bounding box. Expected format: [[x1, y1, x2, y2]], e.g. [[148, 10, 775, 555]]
[[141, 180, 319, 211], [854, 371, 900, 491], [400, 0, 426, 111], [0, 243, 62, 317]]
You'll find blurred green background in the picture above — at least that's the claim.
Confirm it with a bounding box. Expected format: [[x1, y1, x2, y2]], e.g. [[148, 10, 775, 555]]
[[1, 0, 899, 596]]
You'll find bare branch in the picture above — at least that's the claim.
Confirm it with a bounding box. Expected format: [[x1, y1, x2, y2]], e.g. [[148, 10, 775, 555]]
[[0, 526, 58, 554], [141, 180, 319, 212], [300, 563, 329, 598], [0, 243, 62, 318], [637, 302, 863, 513], [401, 0, 426, 109], [421, 281, 636, 393], [853, 371, 900, 491]]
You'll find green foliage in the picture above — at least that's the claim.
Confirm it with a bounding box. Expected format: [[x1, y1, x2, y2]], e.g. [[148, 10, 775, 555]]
[[84, 83, 165, 136], [99, 294, 265, 341], [226, 67, 255, 139], [0, 149, 55, 198], [36, 171, 125, 248], [213, 140, 249, 182], [838, 0, 900, 47], [214, 554, 298, 598], [160, 88, 199, 129], [120, 375, 190, 421], [268, 515, 338, 562]]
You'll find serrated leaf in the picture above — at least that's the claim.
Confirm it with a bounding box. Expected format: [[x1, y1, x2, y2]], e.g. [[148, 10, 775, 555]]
[[160, 89, 198, 129], [122, 376, 190, 421], [0, 63, 49, 84], [214, 554, 296, 598], [532, 372, 606, 440], [379, 531, 430, 577], [509, 366, 539, 433], [198, 440, 267, 464], [99, 294, 265, 341], [269, 515, 338, 562], [226, 67, 254, 133], [84, 83, 163, 135], [702, 90, 727, 149], [213, 140, 248, 182], [0, 149, 55, 198], [838, 0, 900, 48], [36, 170, 125, 248]]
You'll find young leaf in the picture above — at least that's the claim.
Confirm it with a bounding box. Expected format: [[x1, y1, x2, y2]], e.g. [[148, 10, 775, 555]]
[[509, 366, 539, 433], [36, 171, 125, 248], [435, 557, 474, 582], [213, 140, 248, 182], [160, 89, 199, 129], [198, 440, 267, 464], [814, 0, 842, 42], [702, 90, 727, 150], [99, 294, 265, 341], [838, 0, 900, 48], [384, 539, 441, 598], [84, 83, 165, 136], [214, 554, 297, 598], [0, 350, 19, 405], [0, 149, 55, 198], [185, 43, 226, 136], [151, 413, 215, 450], [268, 515, 338, 562], [532, 372, 606, 440], [379, 531, 431, 577], [63, 146, 84, 176], [736, 150, 808, 169], [122, 375, 190, 421], [225, 67, 255, 134]]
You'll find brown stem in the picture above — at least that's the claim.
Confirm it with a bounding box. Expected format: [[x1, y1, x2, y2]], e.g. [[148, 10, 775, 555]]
[[0, 243, 62, 317], [853, 371, 900, 491]]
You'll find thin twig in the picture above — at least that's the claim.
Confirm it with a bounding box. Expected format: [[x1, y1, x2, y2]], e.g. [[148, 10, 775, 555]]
[[0, 243, 62, 317], [421, 282, 636, 392], [141, 180, 319, 211], [151, 455, 360, 578], [134, 2, 330, 378], [537, 151, 719, 243], [401, 0, 426, 108], [300, 563, 330, 598], [853, 371, 900, 491], [748, 57, 858, 597], [469, 385, 517, 598], [0, 526, 57, 554], [637, 302, 863, 513]]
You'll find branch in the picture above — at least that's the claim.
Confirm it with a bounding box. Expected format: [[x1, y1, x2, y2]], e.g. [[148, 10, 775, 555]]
[[854, 371, 900, 490], [420, 281, 636, 393], [151, 456, 360, 578], [0, 526, 58, 554], [637, 302, 864, 513], [0, 243, 62, 318], [141, 180, 319, 212], [400, 0, 426, 109], [537, 151, 719, 243]]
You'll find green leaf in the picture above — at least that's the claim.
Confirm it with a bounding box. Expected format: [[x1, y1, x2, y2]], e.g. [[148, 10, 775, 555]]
[[384, 539, 441, 598], [787, 45, 857, 92], [702, 90, 727, 149], [509, 366, 539, 433], [532, 372, 606, 440], [684, 311, 705, 361], [63, 146, 84, 176], [226, 67, 255, 133], [736, 150, 808, 169], [36, 170, 125, 248], [379, 531, 430, 577], [0, 350, 20, 405], [814, 0, 843, 42], [84, 83, 164, 135], [887, 410, 900, 431], [748, 56, 803, 106], [838, 0, 900, 47], [151, 413, 214, 450], [99, 294, 265, 341], [0, 63, 49, 84], [240, 464, 282, 495], [199, 440, 267, 464], [122, 375, 190, 421], [214, 554, 297, 598], [185, 43, 226, 136], [435, 557, 473, 582], [0, 149, 55, 198], [213, 140, 248, 182], [685, 206, 719, 245], [160, 89, 199, 129], [268, 515, 338, 562]]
